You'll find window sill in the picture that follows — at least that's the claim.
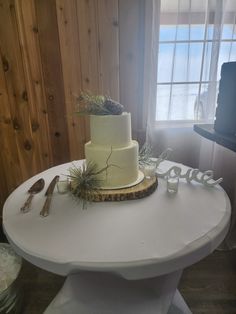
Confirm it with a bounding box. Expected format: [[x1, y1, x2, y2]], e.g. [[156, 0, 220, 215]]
[[153, 120, 212, 129]]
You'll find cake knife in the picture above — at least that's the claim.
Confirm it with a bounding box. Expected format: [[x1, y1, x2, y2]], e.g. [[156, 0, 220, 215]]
[[40, 175, 59, 217], [20, 178, 45, 213]]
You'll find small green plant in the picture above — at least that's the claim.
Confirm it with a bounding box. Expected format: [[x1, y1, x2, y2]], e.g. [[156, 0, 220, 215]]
[[68, 161, 102, 208], [139, 143, 156, 166], [67, 148, 118, 208]]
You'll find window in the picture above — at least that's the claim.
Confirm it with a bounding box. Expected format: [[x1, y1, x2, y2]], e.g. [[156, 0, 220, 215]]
[[156, 0, 236, 123]]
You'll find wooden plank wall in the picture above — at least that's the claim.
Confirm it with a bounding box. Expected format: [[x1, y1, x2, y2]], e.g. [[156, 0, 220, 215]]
[[0, 0, 146, 214], [119, 0, 145, 140]]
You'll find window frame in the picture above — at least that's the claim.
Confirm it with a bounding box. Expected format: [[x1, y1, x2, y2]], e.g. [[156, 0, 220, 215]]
[[154, 9, 236, 124]]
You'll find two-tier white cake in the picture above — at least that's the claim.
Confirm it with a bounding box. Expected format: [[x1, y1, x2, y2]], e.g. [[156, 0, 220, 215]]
[[85, 112, 139, 189]]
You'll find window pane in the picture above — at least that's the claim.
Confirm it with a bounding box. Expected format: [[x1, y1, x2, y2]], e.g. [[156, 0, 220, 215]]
[[229, 42, 236, 60], [176, 25, 189, 40], [233, 27, 236, 39], [189, 43, 204, 81], [173, 43, 203, 82], [173, 44, 189, 82], [156, 84, 200, 121], [207, 25, 214, 40], [190, 25, 205, 40], [202, 42, 212, 81], [158, 44, 174, 82], [194, 83, 211, 120], [217, 43, 236, 80], [217, 42, 232, 80], [169, 84, 199, 120], [222, 24, 234, 39], [190, 25, 214, 40], [156, 85, 171, 120], [159, 26, 177, 41]]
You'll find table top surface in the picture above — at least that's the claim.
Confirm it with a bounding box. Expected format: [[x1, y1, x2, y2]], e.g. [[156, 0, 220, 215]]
[[3, 160, 231, 279]]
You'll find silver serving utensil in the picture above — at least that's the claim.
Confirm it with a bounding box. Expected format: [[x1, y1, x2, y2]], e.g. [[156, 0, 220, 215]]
[[40, 175, 60, 217], [21, 178, 45, 213]]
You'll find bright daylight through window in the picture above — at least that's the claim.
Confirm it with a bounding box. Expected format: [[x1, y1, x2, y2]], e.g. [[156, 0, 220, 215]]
[[156, 0, 236, 122]]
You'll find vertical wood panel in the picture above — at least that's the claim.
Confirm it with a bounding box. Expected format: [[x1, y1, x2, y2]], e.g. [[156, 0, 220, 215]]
[[35, 0, 70, 164], [0, 46, 22, 191], [119, 0, 145, 140], [0, 151, 9, 210], [56, 0, 87, 160], [97, 0, 119, 100], [0, 0, 45, 181], [76, 0, 100, 93], [14, 0, 53, 169]]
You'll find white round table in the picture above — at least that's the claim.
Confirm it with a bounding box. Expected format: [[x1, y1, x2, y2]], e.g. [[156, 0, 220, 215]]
[[3, 161, 231, 314]]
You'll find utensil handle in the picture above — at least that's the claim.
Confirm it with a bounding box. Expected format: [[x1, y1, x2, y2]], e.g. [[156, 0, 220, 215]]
[[21, 194, 34, 213], [40, 196, 52, 217]]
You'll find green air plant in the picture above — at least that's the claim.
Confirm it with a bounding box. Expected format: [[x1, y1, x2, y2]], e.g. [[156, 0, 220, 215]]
[[139, 143, 156, 167], [76, 91, 124, 115], [67, 148, 118, 208], [68, 161, 102, 208]]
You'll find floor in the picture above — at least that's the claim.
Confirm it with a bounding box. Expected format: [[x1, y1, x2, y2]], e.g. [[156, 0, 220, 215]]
[[16, 249, 236, 314]]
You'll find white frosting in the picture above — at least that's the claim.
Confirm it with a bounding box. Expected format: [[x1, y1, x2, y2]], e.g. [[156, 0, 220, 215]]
[[85, 141, 139, 188], [85, 113, 139, 188], [90, 113, 132, 147]]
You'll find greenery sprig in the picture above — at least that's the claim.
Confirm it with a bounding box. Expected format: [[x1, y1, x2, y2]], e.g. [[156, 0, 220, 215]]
[[68, 161, 102, 206], [67, 148, 118, 208], [139, 143, 156, 166], [139, 144, 173, 168], [76, 91, 124, 116]]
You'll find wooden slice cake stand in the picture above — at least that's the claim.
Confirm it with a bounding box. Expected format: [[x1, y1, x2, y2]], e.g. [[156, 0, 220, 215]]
[[90, 174, 158, 202]]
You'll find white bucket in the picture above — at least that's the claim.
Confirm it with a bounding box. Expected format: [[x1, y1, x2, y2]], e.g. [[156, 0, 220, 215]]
[[0, 243, 23, 313]]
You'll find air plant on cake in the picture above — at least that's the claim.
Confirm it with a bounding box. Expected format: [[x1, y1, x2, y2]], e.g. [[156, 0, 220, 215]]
[[76, 91, 124, 115], [68, 161, 102, 208], [67, 148, 118, 208]]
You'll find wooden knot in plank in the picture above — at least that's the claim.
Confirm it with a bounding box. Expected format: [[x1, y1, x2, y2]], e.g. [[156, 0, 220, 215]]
[[54, 132, 60, 137], [32, 26, 38, 33], [24, 140, 32, 151], [22, 90, 28, 101], [2, 56, 9, 72], [31, 121, 39, 132], [13, 118, 20, 130]]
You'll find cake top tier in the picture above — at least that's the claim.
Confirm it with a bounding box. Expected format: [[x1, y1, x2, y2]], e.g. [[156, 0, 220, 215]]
[[90, 112, 132, 147]]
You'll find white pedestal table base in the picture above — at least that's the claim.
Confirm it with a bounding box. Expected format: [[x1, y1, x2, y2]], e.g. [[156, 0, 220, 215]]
[[44, 270, 192, 314]]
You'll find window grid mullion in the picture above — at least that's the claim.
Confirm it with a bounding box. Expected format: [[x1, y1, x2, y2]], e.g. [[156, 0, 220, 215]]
[[159, 38, 236, 44], [157, 80, 215, 85], [167, 0, 180, 119], [186, 0, 192, 116], [228, 14, 236, 60], [196, 0, 210, 119]]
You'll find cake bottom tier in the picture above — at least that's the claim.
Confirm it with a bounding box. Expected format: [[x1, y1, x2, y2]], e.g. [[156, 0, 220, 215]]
[[85, 141, 139, 189]]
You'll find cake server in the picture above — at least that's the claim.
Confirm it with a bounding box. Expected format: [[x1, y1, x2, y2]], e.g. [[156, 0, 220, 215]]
[[21, 178, 45, 213], [40, 175, 60, 217]]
